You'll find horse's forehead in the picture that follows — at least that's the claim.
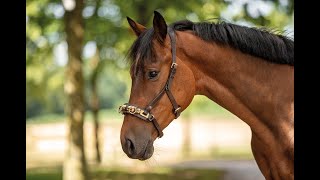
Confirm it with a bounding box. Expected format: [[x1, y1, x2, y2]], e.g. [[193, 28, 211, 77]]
[[131, 42, 169, 76], [131, 55, 146, 78], [134, 54, 141, 68]]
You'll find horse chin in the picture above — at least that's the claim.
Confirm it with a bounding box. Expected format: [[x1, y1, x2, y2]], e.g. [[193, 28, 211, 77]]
[[138, 143, 154, 161]]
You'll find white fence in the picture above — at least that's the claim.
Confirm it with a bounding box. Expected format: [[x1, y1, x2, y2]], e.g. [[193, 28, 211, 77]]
[[26, 116, 253, 168]]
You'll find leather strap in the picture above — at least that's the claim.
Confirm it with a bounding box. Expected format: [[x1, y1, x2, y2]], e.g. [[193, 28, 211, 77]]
[[118, 27, 181, 138], [119, 103, 163, 137]]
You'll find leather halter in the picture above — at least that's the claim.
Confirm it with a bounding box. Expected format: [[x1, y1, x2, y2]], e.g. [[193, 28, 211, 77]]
[[118, 27, 181, 138]]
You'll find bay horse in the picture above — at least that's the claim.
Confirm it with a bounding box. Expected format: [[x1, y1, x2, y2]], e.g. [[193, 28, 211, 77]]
[[119, 11, 293, 180]]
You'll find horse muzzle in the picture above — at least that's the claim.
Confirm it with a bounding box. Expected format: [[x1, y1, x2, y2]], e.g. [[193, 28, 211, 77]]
[[121, 135, 154, 160]]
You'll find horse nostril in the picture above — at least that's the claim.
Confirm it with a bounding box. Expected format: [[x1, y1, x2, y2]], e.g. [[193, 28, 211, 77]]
[[126, 138, 135, 156]]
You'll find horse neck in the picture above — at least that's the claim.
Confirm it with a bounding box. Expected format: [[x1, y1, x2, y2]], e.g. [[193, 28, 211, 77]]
[[176, 31, 294, 135]]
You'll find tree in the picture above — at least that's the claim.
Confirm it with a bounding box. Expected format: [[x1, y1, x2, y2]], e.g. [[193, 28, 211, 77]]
[[62, 0, 89, 179], [89, 47, 104, 164], [27, 0, 294, 120], [26, 0, 66, 118]]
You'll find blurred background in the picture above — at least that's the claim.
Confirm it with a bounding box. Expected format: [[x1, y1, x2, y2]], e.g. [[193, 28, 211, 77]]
[[26, 0, 294, 179]]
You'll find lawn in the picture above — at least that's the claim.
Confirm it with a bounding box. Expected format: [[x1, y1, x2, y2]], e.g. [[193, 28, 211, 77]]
[[26, 109, 122, 124], [26, 166, 224, 180]]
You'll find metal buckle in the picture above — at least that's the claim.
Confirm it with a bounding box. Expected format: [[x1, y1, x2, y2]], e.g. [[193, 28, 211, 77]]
[[174, 107, 181, 116], [171, 63, 177, 69], [139, 110, 150, 119], [118, 105, 126, 114], [127, 105, 137, 114]]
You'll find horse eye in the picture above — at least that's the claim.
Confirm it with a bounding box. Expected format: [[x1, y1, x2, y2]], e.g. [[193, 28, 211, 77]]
[[148, 71, 159, 79]]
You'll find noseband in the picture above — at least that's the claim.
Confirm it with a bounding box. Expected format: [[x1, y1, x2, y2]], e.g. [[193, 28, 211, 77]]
[[118, 27, 181, 138]]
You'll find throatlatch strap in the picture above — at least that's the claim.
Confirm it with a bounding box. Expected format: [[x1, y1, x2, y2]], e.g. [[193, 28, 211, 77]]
[[151, 117, 164, 138], [168, 28, 176, 64], [166, 28, 181, 118]]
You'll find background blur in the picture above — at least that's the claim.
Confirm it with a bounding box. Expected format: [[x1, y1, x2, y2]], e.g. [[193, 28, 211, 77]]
[[26, 0, 294, 179]]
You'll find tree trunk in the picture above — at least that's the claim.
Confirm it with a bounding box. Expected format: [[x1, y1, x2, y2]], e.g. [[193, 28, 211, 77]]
[[89, 48, 102, 164], [63, 0, 89, 179]]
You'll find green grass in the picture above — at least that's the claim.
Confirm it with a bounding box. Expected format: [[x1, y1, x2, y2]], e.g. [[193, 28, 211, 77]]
[[26, 166, 224, 180], [26, 113, 66, 124], [183, 95, 237, 120], [26, 167, 62, 180], [26, 109, 122, 124], [209, 146, 254, 160], [178, 146, 254, 161]]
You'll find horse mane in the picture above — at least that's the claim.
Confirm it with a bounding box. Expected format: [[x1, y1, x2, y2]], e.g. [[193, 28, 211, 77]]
[[172, 20, 294, 66], [128, 19, 294, 75]]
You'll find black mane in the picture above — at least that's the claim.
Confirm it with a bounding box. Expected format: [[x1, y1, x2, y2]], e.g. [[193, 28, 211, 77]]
[[128, 19, 294, 74]]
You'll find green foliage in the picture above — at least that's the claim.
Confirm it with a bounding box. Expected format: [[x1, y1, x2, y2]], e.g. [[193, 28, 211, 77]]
[[26, 0, 294, 119], [26, 0, 65, 118]]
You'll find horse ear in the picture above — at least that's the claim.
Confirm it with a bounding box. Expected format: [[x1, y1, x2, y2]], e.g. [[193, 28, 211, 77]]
[[153, 11, 167, 43], [127, 17, 146, 37]]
